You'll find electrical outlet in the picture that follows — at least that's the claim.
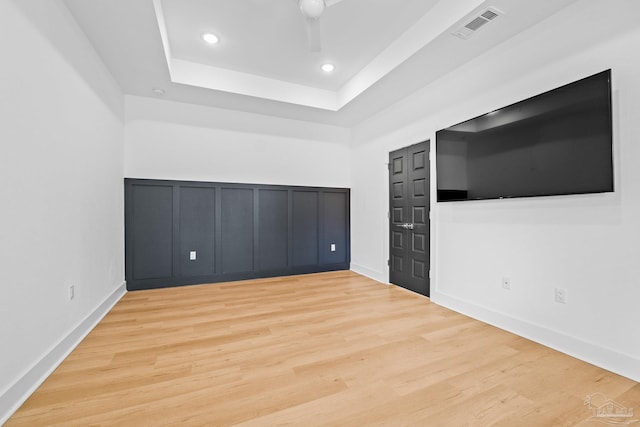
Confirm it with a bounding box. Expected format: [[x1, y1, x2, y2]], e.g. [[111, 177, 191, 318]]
[[190, 251, 197, 261], [501, 277, 511, 290], [69, 285, 75, 301], [330, 243, 336, 252], [555, 287, 567, 304]]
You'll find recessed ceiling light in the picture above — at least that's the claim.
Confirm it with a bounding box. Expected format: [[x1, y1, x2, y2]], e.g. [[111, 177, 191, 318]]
[[152, 88, 165, 96], [321, 63, 335, 73], [202, 33, 219, 44]]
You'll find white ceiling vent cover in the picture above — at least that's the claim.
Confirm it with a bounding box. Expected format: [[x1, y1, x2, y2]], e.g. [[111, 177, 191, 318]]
[[452, 7, 503, 40]]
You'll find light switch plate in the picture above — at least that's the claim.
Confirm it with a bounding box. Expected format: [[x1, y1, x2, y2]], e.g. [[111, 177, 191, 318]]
[[190, 251, 197, 261], [330, 244, 336, 252]]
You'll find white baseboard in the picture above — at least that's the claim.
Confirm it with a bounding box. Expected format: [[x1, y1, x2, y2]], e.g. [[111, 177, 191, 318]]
[[432, 290, 640, 383], [0, 282, 127, 425], [351, 263, 388, 284]]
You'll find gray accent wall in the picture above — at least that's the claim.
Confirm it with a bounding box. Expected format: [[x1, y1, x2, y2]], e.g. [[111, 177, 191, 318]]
[[125, 179, 350, 290]]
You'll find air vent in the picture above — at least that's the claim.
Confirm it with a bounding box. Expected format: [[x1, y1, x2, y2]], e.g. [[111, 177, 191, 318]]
[[452, 7, 503, 40]]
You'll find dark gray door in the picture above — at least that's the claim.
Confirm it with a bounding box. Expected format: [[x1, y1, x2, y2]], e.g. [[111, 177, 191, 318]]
[[389, 141, 430, 296]]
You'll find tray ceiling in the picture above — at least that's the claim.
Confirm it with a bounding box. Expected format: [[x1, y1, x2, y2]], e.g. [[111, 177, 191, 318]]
[[62, 0, 580, 126]]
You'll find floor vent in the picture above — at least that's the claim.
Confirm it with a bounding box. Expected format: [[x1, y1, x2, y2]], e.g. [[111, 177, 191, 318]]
[[452, 7, 503, 40]]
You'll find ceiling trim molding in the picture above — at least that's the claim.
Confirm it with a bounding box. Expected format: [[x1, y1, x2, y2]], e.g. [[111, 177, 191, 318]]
[[338, 0, 485, 107], [171, 59, 340, 110], [153, 0, 487, 111], [153, 0, 173, 74]]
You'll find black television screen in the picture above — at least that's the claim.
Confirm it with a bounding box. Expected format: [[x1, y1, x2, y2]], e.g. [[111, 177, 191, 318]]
[[436, 70, 613, 202]]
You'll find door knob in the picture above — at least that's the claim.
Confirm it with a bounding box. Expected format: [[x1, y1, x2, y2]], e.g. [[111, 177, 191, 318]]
[[395, 223, 414, 230]]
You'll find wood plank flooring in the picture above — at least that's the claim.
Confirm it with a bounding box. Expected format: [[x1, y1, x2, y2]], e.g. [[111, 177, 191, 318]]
[[7, 271, 640, 426]]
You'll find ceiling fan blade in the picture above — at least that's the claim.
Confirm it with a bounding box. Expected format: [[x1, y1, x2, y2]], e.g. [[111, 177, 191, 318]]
[[306, 18, 322, 52], [325, 0, 346, 7]]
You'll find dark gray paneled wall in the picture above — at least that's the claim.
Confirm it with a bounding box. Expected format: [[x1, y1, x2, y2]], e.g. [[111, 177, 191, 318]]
[[292, 191, 319, 267], [258, 189, 288, 270], [125, 179, 350, 291], [131, 184, 173, 280], [179, 186, 215, 277]]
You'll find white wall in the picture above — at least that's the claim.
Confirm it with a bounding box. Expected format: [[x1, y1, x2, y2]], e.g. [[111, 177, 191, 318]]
[[350, 0, 640, 381], [2, 3, 639, 424], [125, 96, 351, 188], [0, 0, 124, 420]]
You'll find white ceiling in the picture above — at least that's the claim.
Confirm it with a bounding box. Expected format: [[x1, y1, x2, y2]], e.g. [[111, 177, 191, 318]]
[[163, 0, 440, 90], [62, 0, 579, 127]]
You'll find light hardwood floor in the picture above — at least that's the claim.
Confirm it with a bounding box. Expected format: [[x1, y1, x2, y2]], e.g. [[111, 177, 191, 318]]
[[8, 271, 639, 426]]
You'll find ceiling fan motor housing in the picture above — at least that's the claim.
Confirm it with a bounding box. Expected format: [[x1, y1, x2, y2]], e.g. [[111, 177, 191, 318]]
[[299, 0, 326, 20]]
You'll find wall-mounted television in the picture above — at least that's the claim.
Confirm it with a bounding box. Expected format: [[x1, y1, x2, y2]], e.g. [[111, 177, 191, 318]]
[[436, 70, 613, 202]]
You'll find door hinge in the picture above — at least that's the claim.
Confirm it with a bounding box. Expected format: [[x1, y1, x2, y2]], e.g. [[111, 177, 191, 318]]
[[387, 259, 390, 266], [387, 211, 390, 219]]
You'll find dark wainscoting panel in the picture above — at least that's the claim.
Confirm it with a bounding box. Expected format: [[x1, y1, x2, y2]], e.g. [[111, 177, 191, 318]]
[[130, 184, 173, 281], [179, 186, 216, 277], [125, 179, 350, 291], [292, 191, 319, 267], [221, 187, 254, 274], [258, 189, 288, 271], [322, 191, 348, 266]]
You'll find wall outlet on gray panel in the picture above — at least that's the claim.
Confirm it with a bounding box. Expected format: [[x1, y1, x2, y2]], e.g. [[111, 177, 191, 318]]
[[330, 243, 336, 252], [190, 251, 197, 261]]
